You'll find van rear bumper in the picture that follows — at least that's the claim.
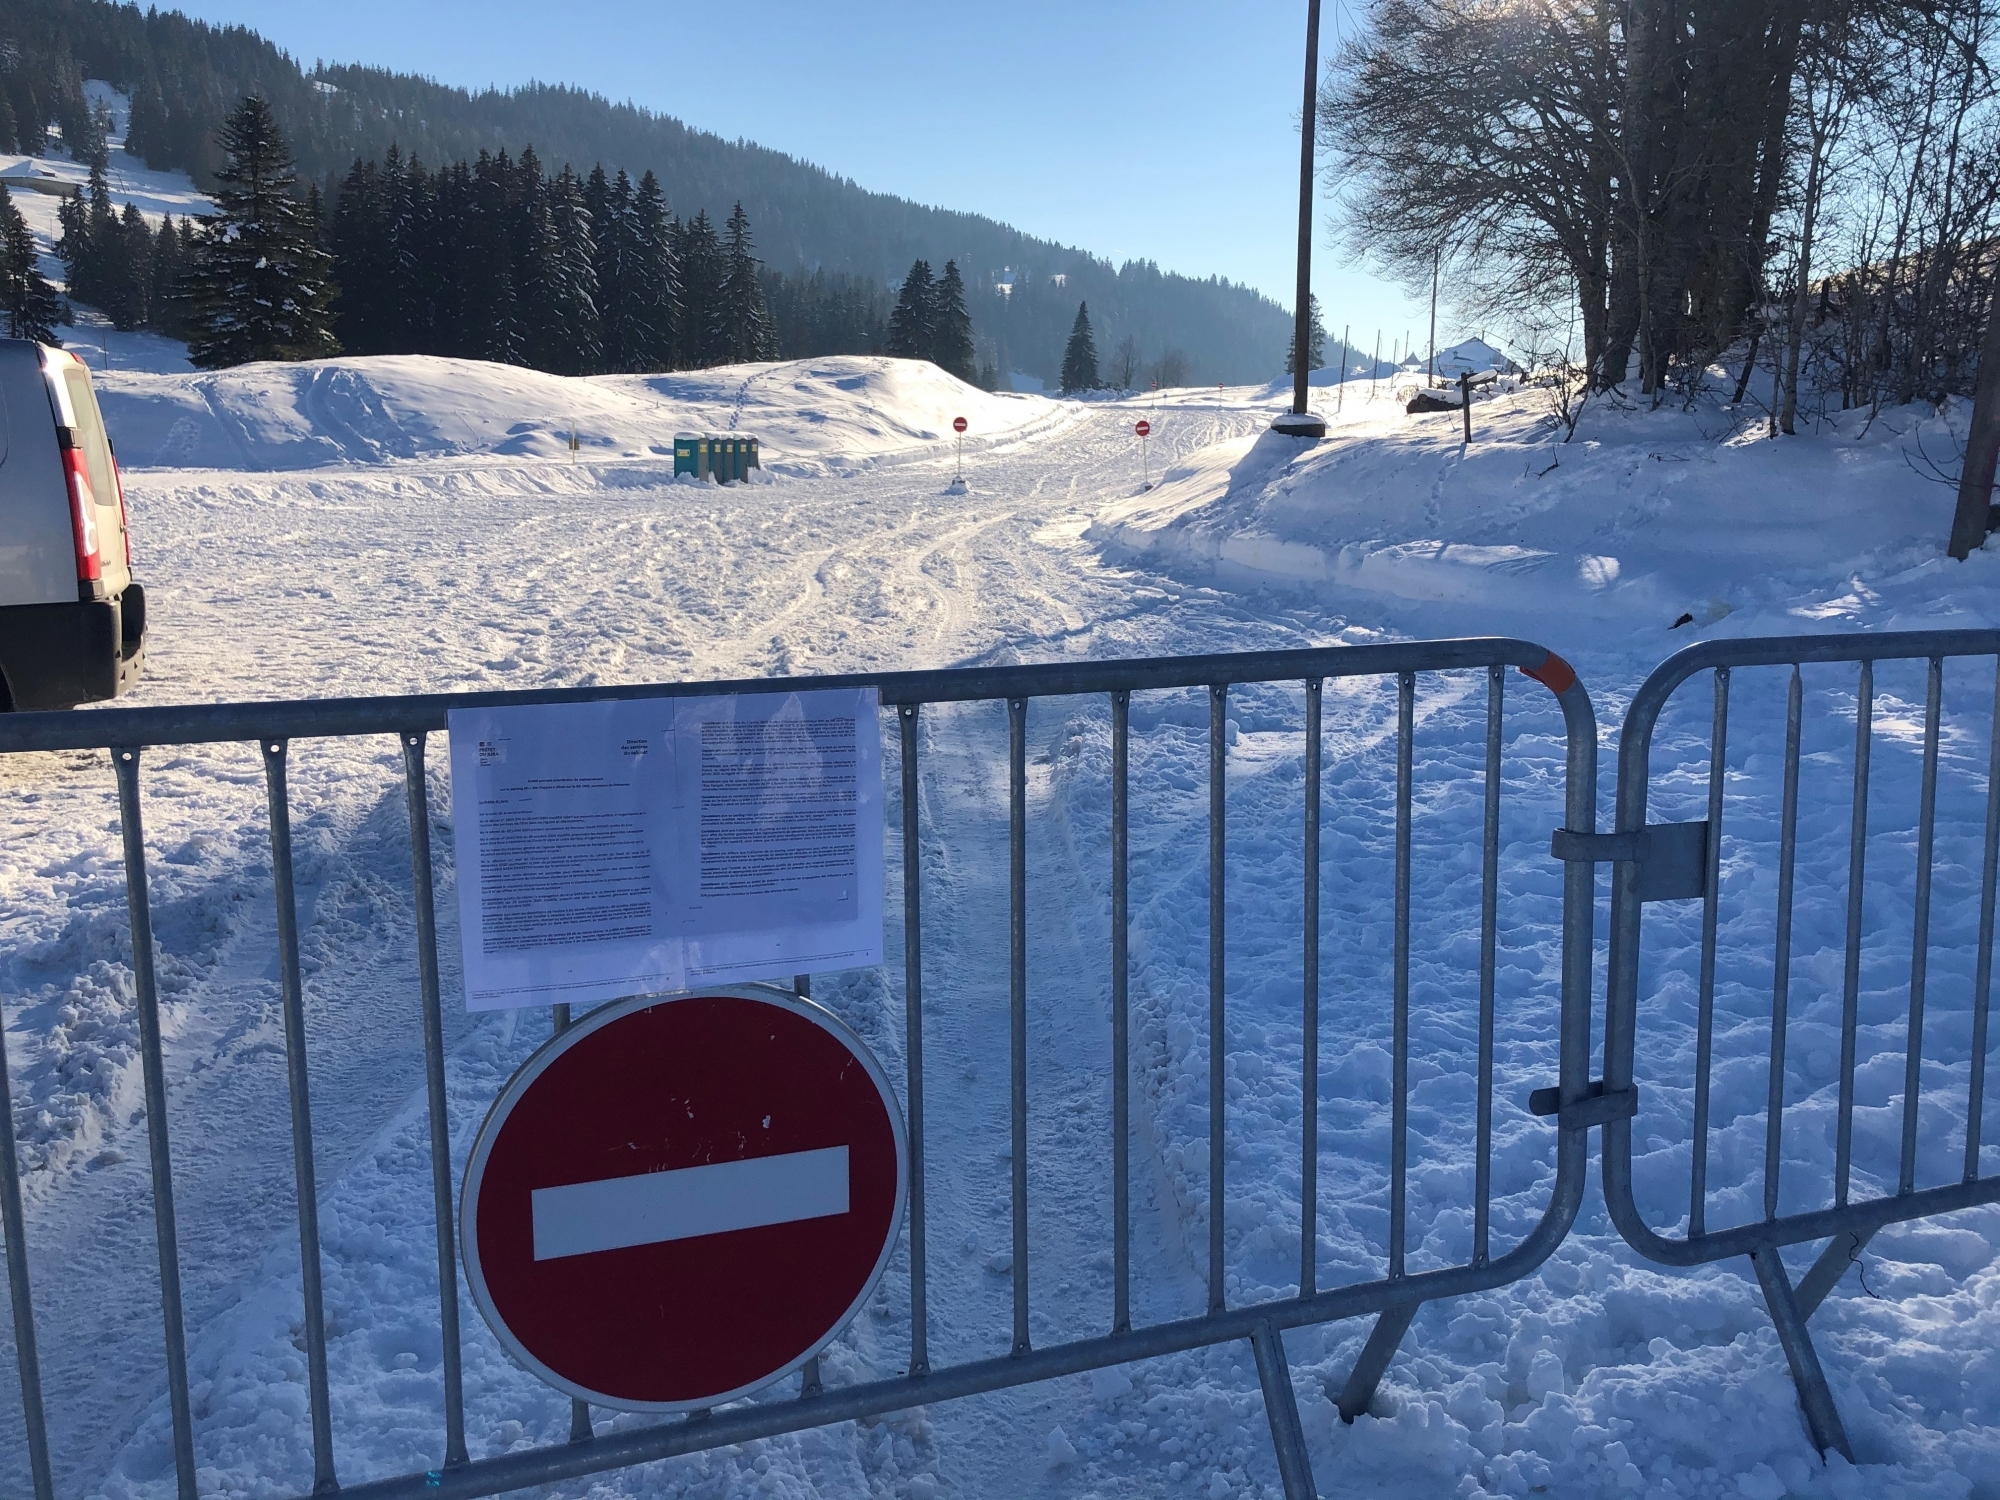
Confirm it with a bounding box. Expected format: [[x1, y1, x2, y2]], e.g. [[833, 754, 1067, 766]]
[[0, 584, 146, 710]]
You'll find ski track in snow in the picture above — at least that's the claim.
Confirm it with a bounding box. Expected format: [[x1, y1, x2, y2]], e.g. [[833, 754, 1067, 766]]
[[0, 364, 1997, 1500]]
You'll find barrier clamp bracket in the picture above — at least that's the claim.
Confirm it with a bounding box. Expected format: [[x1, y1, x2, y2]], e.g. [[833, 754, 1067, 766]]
[[1549, 821, 1709, 902], [1529, 1079, 1639, 1131]]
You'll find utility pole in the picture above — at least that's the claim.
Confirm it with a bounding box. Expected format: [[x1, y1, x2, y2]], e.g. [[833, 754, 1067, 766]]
[[1372, 330, 1381, 399], [1428, 250, 1439, 386], [1336, 322, 1349, 412], [1272, 0, 1328, 439]]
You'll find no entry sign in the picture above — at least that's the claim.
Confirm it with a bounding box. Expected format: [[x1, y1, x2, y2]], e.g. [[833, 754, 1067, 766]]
[[461, 985, 907, 1411], [1134, 420, 1151, 437], [952, 416, 968, 433]]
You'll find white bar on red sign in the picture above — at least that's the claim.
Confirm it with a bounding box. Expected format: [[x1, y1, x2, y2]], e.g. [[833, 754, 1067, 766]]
[[530, 1145, 852, 1261]]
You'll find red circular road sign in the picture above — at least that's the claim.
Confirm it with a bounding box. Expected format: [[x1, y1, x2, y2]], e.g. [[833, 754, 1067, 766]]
[[953, 416, 968, 433], [461, 985, 907, 1411], [1134, 420, 1151, 437]]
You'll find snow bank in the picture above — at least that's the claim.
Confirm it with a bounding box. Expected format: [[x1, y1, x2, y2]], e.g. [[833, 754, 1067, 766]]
[[1092, 388, 1987, 646], [95, 354, 1070, 472]]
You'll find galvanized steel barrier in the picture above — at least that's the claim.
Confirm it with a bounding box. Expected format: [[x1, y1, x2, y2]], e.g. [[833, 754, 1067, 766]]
[[0, 638, 1601, 1500], [1599, 630, 2000, 1462]]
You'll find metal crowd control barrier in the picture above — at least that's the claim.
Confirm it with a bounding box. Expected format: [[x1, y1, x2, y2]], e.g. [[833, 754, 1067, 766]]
[[0, 638, 1601, 1500], [1599, 630, 2000, 1461]]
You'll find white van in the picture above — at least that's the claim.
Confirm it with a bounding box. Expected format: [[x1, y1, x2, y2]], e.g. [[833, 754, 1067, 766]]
[[0, 339, 144, 710]]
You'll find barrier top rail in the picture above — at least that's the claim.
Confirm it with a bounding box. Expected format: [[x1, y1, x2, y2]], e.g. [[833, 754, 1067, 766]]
[[0, 637, 1572, 754]]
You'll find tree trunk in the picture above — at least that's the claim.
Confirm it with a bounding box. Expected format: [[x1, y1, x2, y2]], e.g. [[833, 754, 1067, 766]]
[[1947, 282, 2000, 559]]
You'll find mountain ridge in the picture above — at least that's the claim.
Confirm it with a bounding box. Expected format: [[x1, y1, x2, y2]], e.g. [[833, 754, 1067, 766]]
[[4, 0, 1291, 384]]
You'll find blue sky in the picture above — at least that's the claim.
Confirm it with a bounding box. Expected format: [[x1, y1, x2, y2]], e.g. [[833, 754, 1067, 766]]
[[167, 0, 1435, 354]]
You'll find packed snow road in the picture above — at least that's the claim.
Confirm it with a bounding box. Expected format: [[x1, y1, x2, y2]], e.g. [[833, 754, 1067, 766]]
[[1, 385, 1382, 1500], [7, 355, 2000, 1500]]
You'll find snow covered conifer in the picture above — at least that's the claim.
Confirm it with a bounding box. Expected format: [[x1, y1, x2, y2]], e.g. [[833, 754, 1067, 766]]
[[184, 95, 339, 367], [538, 165, 601, 375], [331, 156, 395, 354], [931, 259, 977, 383], [148, 213, 189, 341], [0, 183, 64, 342], [886, 260, 935, 360], [1285, 294, 1326, 376], [678, 209, 728, 367], [1060, 301, 1099, 393], [626, 170, 678, 371], [721, 201, 775, 363]]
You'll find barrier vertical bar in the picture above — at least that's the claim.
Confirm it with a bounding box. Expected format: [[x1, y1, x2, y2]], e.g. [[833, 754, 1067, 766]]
[[261, 740, 338, 1495], [1765, 669, 1803, 1222], [1209, 683, 1228, 1314], [1902, 657, 1943, 1194], [1111, 691, 1132, 1331], [1691, 668, 1729, 1236], [1474, 666, 1501, 1266], [788, 973, 824, 1399], [1301, 679, 1321, 1296], [1390, 672, 1413, 1278], [398, 733, 468, 1468], [0, 981, 51, 1500], [1838, 661, 1873, 1206], [1969, 659, 2000, 1181], [1008, 697, 1030, 1355], [114, 746, 191, 1500], [899, 702, 930, 1375], [545, 999, 593, 1442]]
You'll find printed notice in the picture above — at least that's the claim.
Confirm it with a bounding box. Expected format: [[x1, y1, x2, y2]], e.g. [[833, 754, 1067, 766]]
[[447, 689, 883, 1011]]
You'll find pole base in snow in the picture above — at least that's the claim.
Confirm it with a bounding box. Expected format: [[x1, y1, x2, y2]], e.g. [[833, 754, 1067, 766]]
[[1269, 410, 1327, 438], [942, 480, 969, 496]]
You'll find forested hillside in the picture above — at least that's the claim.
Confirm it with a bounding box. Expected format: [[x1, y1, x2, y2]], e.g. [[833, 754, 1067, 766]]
[[0, 0, 1291, 385]]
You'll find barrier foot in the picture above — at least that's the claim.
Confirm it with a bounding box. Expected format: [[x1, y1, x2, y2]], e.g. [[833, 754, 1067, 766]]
[[1330, 1301, 1418, 1423], [1796, 1228, 1874, 1321], [1250, 1322, 1319, 1500], [1750, 1247, 1854, 1461], [568, 1398, 593, 1444]]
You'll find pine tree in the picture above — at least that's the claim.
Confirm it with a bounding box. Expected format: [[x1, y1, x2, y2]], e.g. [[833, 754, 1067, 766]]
[[149, 213, 189, 340], [461, 149, 522, 364], [626, 170, 677, 371], [886, 260, 935, 360], [1285, 294, 1327, 376], [677, 209, 728, 367], [0, 183, 64, 342], [931, 259, 976, 382], [1060, 301, 1099, 393], [331, 157, 393, 354], [538, 165, 601, 374], [720, 201, 775, 363], [116, 204, 153, 329], [184, 95, 339, 367], [594, 168, 640, 371]]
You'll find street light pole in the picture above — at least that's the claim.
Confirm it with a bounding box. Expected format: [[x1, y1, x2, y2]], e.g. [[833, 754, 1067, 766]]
[[1272, 0, 1328, 440]]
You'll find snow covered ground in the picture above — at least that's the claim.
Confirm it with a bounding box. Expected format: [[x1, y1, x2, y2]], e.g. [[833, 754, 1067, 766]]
[[3, 315, 2000, 1500]]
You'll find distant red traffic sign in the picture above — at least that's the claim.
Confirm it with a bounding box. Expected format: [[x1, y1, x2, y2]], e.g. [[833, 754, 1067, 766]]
[[1134, 420, 1151, 437], [953, 416, 968, 433], [461, 986, 907, 1411]]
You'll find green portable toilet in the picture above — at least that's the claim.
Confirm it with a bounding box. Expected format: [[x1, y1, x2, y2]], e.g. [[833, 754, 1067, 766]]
[[674, 433, 701, 478], [725, 434, 745, 483], [712, 433, 738, 483], [743, 435, 759, 473]]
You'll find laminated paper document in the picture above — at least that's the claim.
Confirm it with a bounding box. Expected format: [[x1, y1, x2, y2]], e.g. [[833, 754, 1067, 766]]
[[447, 688, 883, 1011]]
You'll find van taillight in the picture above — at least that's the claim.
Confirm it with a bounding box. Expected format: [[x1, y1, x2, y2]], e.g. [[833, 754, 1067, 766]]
[[63, 445, 101, 583]]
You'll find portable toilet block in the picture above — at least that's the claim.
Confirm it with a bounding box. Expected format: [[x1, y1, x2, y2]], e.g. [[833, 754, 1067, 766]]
[[674, 433, 702, 478], [712, 433, 738, 483]]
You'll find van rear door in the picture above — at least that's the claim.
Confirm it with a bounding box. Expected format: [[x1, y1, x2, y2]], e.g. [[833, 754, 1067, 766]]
[[57, 363, 130, 597]]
